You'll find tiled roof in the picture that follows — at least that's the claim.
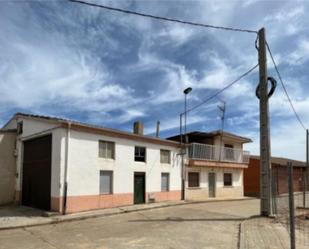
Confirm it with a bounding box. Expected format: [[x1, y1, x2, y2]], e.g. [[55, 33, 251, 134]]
[[4, 113, 180, 147]]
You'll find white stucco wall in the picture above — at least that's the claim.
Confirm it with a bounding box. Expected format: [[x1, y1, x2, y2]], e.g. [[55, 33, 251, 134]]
[[66, 130, 182, 196], [185, 166, 244, 200], [186, 167, 243, 189], [5, 117, 64, 199], [0, 132, 16, 205], [213, 136, 243, 150], [4, 116, 182, 202]]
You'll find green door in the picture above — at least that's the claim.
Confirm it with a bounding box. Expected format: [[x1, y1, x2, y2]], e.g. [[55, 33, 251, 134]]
[[134, 173, 145, 204]]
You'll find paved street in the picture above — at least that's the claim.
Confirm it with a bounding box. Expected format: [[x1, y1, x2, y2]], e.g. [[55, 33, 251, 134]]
[[0, 199, 259, 249]]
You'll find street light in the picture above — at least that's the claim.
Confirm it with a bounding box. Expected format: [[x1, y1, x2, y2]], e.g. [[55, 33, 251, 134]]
[[181, 87, 192, 201], [183, 87, 192, 138]]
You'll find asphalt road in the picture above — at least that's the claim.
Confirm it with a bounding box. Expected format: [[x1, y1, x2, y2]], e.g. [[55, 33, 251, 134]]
[[0, 199, 259, 249]]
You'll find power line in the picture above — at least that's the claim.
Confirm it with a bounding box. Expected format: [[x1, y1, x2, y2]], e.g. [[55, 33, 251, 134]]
[[266, 42, 307, 130], [183, 63, 259, 114], [68, 0, 258, 34]]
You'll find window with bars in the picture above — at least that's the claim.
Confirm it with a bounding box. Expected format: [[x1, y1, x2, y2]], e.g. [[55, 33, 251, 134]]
[[224, 173, 233, 186], [135, 146, 146, 162], [160, 149, 171, 164], [99, 140, 115, 159], [188, 172, 199, 187], [161, 173, 170, 192], [100, 171, 113, 194]]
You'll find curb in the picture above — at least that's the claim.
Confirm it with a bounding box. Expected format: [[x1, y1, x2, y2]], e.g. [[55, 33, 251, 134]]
[[0, 197, 258, 231]]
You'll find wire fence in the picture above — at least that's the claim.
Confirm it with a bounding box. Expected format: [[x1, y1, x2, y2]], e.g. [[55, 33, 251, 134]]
[[272, 164, 309, 248]]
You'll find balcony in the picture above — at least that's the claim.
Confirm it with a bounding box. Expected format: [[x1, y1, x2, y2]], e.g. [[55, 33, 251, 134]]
[[188, 143, 250, 164]]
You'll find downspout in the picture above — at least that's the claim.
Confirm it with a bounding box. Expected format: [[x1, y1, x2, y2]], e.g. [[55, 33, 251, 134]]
[[62, 122, 71, 215]]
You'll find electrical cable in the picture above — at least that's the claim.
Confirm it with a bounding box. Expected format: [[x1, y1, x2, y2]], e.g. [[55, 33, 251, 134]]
[[68, 0, 258, 34], [266, 42, 307, 130], [183, 64, 259, 115]]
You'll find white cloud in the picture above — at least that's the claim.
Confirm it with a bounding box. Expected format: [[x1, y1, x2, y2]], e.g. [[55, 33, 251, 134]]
[[286, 39, 309, 65]]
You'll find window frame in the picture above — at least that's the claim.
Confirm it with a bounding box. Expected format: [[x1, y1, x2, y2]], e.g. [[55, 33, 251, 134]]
[[188, 172, 200, 188], [17, 121, 23, 135], [161, 173, 170, 192], [134, 146, 146, 162], [99, 170, 113, 194], [160, 149, 171, 164], [224, 144, 235, 160], [98, 140, 115, 159], [223, 172, 233, 187]]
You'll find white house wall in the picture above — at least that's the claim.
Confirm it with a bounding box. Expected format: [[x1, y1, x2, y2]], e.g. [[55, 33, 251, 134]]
[[186, 167, 244, 201], [9, 118, 64, 204], [62, 129, 182, 212], [0, 132, 16, 205]]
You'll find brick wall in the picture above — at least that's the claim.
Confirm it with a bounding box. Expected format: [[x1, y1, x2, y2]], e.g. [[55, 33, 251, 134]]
[[244, 158, 305, 197]]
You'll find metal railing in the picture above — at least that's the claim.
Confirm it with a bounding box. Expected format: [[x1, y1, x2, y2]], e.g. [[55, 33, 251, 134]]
[[188, 143, 250, 164]]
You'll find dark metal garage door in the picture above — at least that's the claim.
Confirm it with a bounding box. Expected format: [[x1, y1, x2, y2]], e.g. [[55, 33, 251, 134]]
[[22, 135, 52, 210]]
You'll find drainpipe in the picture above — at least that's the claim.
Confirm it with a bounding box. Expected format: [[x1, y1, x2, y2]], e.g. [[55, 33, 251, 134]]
[[62, 122, 71, 215]]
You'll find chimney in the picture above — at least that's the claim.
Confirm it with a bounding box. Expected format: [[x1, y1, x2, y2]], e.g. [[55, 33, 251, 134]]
[[133, 121, 144, 135], [156, 120, 160, 137]]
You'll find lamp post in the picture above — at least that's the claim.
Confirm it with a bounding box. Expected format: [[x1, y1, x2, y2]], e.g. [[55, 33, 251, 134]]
[[181, 87, 192, 200], [183, 87, 192, 139]]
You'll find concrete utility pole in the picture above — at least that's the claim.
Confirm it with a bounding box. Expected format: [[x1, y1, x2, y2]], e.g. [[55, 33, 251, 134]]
[[258, 28, 273, 216]]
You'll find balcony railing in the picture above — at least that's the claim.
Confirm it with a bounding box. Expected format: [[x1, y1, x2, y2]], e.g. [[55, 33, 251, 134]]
[[188, 143, 250, 164]]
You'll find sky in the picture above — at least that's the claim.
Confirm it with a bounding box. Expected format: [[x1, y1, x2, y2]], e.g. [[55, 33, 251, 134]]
[[1, 0, 309, 161]]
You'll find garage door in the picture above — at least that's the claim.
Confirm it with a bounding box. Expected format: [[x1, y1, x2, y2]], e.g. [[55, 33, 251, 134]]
[[22, 135, 52, 210]]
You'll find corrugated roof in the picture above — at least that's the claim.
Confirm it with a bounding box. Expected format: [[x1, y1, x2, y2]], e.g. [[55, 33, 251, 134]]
[[167, 130, 252, 143], [5, 113, 180, 147]]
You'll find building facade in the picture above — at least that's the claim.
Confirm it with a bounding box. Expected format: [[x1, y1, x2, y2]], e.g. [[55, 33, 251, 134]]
[[244, 156, 306, 197], [1, 113, 182, 213], [168, 131, 251, 201], [0, 113, 252, 213]]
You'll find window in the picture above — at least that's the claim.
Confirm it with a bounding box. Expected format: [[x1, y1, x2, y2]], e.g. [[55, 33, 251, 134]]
[[161, 173, 170, 192], [135, 146, 146, 162], [188, 172, 199, 187], [17, 121, 23, 135], [160, 149, 171, 164], [224, 144, 234, 160], [99, 140, 115, 159], [224, 173, 233, 186], [100, 171, 113, 194]]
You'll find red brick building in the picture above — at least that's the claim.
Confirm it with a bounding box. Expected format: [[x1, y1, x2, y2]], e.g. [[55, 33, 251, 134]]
[[244, 156, 306, 197]]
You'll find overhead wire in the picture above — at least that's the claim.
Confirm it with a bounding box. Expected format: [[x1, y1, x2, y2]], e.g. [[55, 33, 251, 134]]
[[68, 0, 260, 116], [266, 42, 307, 130], [183, 64, 259, 115], [68, 0, 258, 34]]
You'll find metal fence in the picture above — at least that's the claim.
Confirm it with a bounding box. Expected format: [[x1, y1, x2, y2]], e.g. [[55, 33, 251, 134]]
[[188, 143, 250, 164], [272, 163, 309, 248]]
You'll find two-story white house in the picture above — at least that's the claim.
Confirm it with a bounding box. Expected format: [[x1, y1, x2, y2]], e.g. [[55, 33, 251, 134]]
[[0, 113, 182, 213], [0, 113, 251, 213], [167, 131, 251, 201]]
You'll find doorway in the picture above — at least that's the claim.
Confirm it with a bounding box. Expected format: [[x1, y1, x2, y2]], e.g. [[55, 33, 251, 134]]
[[134, 172, 145, 204], [22, 135, 52, 210], [208, 172, 216, 198]]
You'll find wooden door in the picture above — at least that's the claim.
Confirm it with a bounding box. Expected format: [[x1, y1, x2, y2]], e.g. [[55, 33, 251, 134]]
[[22, 135, 52, 210], [134, 173, 145, 204]]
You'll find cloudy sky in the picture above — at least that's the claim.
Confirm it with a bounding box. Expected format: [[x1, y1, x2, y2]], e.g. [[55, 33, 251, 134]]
[[1, 0, 308, 160]]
